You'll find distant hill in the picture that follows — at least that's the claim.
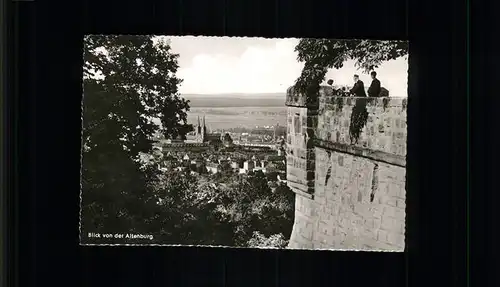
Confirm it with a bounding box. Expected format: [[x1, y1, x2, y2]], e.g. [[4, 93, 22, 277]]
[[182, 93, 285, 108], [182, 93, 284, 98]]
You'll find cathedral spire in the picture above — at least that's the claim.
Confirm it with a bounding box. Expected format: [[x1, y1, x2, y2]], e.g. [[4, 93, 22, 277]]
[[196, 115, 201, 134], [203, 115, 206, 128]]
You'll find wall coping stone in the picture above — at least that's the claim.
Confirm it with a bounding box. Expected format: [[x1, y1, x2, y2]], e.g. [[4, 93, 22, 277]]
[[287, 180, 314, 199], [313, 139, 406, 167], [285, 85, 335, 108], [286, 85, 408, 110], [320, 95, 407, 110]]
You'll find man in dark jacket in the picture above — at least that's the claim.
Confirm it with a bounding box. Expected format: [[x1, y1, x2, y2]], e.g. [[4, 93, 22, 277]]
[[368, 71, 381, 97], [349, 74, 367, 97]]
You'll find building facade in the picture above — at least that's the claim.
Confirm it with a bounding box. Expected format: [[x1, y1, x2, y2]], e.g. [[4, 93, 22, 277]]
[[160, 115, 224, 152]]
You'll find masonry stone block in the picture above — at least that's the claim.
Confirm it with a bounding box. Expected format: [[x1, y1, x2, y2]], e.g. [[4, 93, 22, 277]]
[[396, 198, 406, 209], [377, 229, 389, 242], [399, 221, 406, 235], [383, 206, 405, 219], [364, 218, 375, 229], [387, 183, 402, 197], [381, 215, 399, 231], [354, 204, 370, 217], [360, 228, 377, 241], [385, 198, 398, 208], [387, 232, 405, 247]]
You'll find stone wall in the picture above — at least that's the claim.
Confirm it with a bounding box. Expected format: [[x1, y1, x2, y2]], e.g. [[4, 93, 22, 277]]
[[161, 142, 212, 152], [285, 106, 311, 194], [316, 95, 407, 158], [285, 86, 407, 251]]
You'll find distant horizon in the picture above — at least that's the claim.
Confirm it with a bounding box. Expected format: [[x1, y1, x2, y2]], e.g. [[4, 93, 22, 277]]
[[168, 37, 408, 97], [181, 92, 284, 97]]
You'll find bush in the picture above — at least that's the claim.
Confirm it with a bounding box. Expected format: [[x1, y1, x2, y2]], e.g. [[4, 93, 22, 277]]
[[246, 231, 289, 248]]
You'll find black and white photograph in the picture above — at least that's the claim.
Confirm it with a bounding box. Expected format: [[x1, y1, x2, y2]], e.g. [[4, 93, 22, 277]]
[[80, 35, 408, 251]]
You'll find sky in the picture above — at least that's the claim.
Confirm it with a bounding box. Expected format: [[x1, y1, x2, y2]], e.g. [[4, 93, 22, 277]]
[[165, 36, 409, 97]]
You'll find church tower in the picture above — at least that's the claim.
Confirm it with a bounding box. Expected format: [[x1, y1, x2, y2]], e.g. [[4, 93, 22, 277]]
[[202, 115, 207, 142], [274, 122, 280, 140], [195, 115, 206, 143], [194, 114, 210, 143], [197, 116, 201, 134], [195, 114, 207, 143]]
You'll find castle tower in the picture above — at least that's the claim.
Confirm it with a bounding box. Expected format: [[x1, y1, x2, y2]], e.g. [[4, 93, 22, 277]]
[[285, 85, 407, 251]]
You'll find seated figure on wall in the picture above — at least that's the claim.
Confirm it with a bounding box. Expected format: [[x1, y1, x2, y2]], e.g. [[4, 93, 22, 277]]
[[337, 87, 349, 97], [379, 87, 389, 97], [327, 79, 350, 97], [326, 79, 338, 94]]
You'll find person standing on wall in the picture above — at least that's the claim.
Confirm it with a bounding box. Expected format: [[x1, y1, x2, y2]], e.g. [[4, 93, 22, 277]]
[[349, 74, 367, 97], [368, 71, 382, 97]]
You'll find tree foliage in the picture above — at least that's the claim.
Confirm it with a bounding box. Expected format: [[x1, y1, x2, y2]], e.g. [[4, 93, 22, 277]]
[[149, 170, 295, 247], [149, 171, 237, 245], [83, 35, 192, 146], [81, 35, 193, 238], [215, 172, 295, 246], [247, 231, 288, 248], [81, 35, 295, 248], [294, 39, 408, 95], [223, 133, 233, 144]]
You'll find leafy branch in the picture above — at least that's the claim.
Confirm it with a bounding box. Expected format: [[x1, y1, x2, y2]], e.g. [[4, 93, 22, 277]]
[[293, 39, 408, 96]]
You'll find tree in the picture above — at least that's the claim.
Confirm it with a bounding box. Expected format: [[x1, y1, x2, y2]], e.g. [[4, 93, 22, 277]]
[[247, 231, 288, 248], [265, 171, 279, 181], [148, 170, 296, 247], [81, 35, 193, 240], [216, 172, 296, 247], [223, 133, 233, 144], [83, 35, 193, 144], [150, 171, 237, 246], [293, 39, 408, 95]]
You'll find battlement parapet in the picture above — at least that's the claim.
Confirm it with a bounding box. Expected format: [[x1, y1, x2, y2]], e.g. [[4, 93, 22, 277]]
[[285, 85, 335, 108], [316, 96, 407, 160], [319, 95, 407, 110]]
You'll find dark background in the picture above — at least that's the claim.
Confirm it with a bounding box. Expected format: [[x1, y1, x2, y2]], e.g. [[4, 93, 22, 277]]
[[3, 0, 480, 285]]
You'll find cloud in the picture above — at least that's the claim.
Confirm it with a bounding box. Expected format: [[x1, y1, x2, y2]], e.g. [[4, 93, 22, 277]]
[[175, 38, 303, 94], [324, 58, 408, 97], [170, 37, 408, 97]]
